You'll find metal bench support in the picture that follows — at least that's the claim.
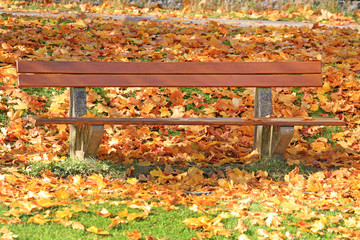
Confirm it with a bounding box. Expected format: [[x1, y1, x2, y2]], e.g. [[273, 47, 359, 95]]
[[254, 88, 294, 159], [69, 88, 104, 159]]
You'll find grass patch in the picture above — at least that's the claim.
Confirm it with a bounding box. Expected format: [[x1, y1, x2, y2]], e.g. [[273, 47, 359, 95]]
[[303, 126, 343, 149], [22, 87, 66, 108], [240, 157, 324, 181], [0, 200, 344, 240], [21, 155, 325, 182], [21, 157, 127, 179], [181, 87, 215, 104]]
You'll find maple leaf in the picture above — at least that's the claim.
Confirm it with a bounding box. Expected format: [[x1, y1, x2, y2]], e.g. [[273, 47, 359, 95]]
[[233, 219, 247, 233], [86, 226, 110, 235], [54, 190, 71, 200], [88, 174, 107, 190], [265, 213, 282, 228], [125, 229, 142, 240], [97, 208, 112, 217], [55, 209, 73, 221], [310, 217, 327, 233], [170, 90, 184, 106], [280, 201, 302, 214], [33, 198, 56, 209], [256, 229, 270, 238], [0, 226, 18, 240], [27, 214, 48, 225], [238, 235, 251, 240], [71, 221, 85, 230]]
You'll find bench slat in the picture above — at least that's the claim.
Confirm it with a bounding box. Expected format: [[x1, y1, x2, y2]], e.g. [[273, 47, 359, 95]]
[[18, 74, 323, 87], [17, 61, 321, 75], [26, 117, 346, 126]]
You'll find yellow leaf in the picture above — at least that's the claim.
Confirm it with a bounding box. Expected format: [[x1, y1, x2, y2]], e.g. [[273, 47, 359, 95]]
[[34, 198, 56, 208], [140, 101, 155, 114], [0, 226, 18, 239], [265, 213, 282, 228], [310, 217, 327, 233], [72, 221, 85, 230], [233, 219, 247, 233], [75, 19, 87, 27], [317, 81, 330, 95], [256, 229, 270, 238], [331, 132, 345, 141], [70, 205, 89, 213], [72, 175, 83, 188], [28, 214, 48, 225], [88, 174, 107, 190], [35, 46, 48, 56], [13, 100, 29, 110], [310, 104, 319, 111], [238, 234, 251, 240], [86, 226, 110, 235], [55, 209, 73, 221], [82, 44, 95, 50], [280, 201, 302, 214], [209, 36, 229, 51], [218, 179, 233, 190], [160, 107, 171, 117], [126, 178, 138, 185], [268, 13, 280, 21], [54, 190, 71, 200]]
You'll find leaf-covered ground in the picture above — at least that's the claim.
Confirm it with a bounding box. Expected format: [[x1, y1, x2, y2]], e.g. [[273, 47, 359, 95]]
[[2, 1, 360, 26], [0, 6, 360, 239]]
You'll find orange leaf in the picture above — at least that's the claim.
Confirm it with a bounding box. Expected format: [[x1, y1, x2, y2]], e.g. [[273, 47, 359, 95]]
[[108, 216, 128, 229], [125, 229, 141, 240], [97, 208, 112, 218], [170, 90, 184, 106]]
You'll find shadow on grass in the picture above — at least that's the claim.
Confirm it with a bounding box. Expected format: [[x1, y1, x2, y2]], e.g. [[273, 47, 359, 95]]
[[20, 156, 332, 182]]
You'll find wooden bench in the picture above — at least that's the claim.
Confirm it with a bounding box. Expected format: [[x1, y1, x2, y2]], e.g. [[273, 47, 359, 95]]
[[17, 61, 346, 160]]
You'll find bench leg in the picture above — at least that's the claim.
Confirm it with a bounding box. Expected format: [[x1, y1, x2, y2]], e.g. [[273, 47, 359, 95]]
[[253, 88, 294, 159], [69, 124, 104, 159], [271, 126, 294, 159], [69, 87, 104, 160], [254, 126, 294, 159]]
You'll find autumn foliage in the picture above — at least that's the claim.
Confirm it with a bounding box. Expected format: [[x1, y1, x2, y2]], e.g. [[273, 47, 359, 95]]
[[0, 5, 360, 239]]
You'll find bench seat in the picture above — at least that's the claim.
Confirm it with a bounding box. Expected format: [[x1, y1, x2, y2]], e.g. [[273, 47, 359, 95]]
[[26, 116, 346, 127]]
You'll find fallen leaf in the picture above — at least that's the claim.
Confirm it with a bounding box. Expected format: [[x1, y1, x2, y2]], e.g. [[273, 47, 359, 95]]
[[86, 226, 110, 235], [125, 229, 141, 240]]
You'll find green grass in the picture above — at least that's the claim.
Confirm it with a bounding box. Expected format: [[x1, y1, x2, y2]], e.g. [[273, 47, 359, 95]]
[[240, 157, 325, 181], [303, 126, 343, 149], [20, 157, 127, 179], [0, 198, 346, 240], [20, 155, 327, 182]]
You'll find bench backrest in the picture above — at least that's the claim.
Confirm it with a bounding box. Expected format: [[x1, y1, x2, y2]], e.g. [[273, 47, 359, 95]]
[[17, 61, 322, 88]]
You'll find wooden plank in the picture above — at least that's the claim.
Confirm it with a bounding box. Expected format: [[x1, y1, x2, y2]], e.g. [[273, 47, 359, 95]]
[[26, 117, 346, 126], [17, 61, 321, 74], [18, 74, 323, 87]]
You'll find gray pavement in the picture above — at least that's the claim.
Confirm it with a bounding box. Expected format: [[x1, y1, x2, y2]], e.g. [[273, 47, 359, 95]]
[[1, 9, 359, 29]]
